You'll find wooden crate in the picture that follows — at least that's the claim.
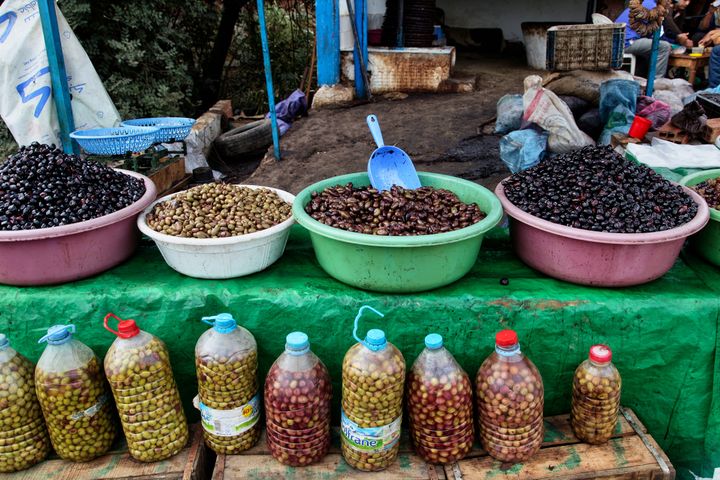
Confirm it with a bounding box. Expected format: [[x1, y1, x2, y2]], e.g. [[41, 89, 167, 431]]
[[148, 157, 191, 197], [8, 423, 212, 480], [212, 408, 673, 480]]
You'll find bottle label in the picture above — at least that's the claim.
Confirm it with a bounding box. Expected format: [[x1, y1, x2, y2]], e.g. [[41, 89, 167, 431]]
[[341, 410, 402, 453], [70, 393, 109, 421], [198, 393, 260, 437]]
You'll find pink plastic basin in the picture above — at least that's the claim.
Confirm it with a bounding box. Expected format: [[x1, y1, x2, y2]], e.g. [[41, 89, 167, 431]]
[[495, 180, 710, 287], [0, 170, 156, 286]]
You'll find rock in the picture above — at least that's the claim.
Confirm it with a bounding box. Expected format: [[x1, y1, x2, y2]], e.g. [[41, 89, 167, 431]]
[[543, 70, 636, 105], [311, 84, 355, 108], [383, 92, 409, 101]]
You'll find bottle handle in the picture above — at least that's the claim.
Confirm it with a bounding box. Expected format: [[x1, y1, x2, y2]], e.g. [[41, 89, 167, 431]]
[[38, 324, 76, 344], [201, 315, 219, 327], [104, 313, 124, 336], [352, 305, 385, 344]]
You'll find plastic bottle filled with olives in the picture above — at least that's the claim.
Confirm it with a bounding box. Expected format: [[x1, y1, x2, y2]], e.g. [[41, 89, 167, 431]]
[[195, 313, 260, 454], [571, 345, 621, 444], [0, 334, 50, 472], [265, 332, 331, 466], [104, 314, 188, 462], [341, 306, 405, 472], [407, 334, 474, 465], [476, 330, 544, 463], [36, 325, 116, 462]]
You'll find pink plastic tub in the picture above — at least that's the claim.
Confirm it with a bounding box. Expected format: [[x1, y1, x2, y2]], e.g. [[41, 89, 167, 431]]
[[495, 180, 709, 287], [0, 170, 156, 286]]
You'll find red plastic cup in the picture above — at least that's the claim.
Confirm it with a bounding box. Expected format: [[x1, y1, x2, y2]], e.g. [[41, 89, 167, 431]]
[[628, 116, 652, 139]]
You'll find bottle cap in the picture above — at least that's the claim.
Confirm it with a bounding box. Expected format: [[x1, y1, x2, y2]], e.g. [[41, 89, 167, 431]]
[[425, 333, 443, 349], [286, 332, 309, 353], [104, 313, 140, 339], [495, 329, 519, 347], [0, 334, 8, 349], [365, 329, 387, 350], [39, 324, 76, 345], [202, 313, 237, 334], [589, 344, 612, 364]]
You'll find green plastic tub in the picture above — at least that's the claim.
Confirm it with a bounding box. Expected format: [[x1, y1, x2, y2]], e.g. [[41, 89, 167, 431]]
[[680, 169, 720, 266], [292, 172, 503, 293]]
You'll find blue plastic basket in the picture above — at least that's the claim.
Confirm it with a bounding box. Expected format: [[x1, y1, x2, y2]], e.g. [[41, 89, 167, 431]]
[[70, 126, 160, 156], [120, 117, 196, 143]]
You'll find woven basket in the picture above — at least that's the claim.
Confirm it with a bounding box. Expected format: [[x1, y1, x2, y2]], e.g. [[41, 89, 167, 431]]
[[546, 23, 626, 71]]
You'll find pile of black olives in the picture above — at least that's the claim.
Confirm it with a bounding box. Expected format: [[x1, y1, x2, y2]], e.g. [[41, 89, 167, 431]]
[[306, 184, 485, 236], [503, 146, 698, 233], [0, 143, 145, 231]]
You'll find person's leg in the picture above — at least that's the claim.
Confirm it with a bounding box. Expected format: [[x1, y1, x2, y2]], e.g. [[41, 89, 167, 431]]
[[709, 45, 720, 88], [625, 39, 671, 79], [655, 40, 671, 78]]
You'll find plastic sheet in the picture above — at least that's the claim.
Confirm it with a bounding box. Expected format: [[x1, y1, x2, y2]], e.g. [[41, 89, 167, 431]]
[[0, 227, 717, 478]]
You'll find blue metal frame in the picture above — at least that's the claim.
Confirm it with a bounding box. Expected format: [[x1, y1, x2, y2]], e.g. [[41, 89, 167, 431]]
[[257, 0, 281, 160], [37, 0, 78, 154], [316, 0, 340, 85], [353, 0, 367, 98], [646, 29, 661, 97]]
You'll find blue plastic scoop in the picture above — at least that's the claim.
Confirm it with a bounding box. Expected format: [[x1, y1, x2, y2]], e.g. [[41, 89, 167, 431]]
[[366, 114, 421, 191]]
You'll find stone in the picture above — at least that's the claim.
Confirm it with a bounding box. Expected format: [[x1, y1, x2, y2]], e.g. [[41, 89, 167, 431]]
[[311, 84, 355, 109]]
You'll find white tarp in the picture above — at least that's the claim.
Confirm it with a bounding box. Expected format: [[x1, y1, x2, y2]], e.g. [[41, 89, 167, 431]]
[[0, 0, 120, 147]]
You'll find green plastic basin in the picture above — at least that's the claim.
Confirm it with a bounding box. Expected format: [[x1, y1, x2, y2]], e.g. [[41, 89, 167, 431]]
[[680, 169, 720, 266], [292, 172, 503, 293]]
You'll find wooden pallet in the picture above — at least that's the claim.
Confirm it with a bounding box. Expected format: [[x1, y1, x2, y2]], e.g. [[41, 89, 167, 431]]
[[212, 408, 673, 480], [7, 423, 211, 480]]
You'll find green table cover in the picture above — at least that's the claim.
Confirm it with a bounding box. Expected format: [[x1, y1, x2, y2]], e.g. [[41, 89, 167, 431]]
[[1, 226, 718, 478]]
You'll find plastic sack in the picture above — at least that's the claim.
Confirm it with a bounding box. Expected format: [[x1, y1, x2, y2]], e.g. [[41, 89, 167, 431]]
[[35, 325, 116, 462], [264, 332, 331, 467], [522, 75, 594, 153], [636, 96, 671, 129], [195, 313, 261, 454], [495, 94, 524, 134], [578, 108, 603, 139], [104, 314, 188, 462], [499, 128, 548, 173], [267, 89, 307, 136], [407, 333, 473, 465], [0, 334, 50, 473], [341, 306, 405, 472], [598, 79, 640, 145], [0, 0, 120, 147]]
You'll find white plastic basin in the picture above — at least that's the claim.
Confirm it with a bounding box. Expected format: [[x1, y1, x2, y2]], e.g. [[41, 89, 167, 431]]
[[137, 185, 295, 279]]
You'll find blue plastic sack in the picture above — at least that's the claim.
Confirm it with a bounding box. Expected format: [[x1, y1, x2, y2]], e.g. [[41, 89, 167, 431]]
[[495, 94, 524, 134], [499, 128, 549, 173], [599, 79, 640, 145]]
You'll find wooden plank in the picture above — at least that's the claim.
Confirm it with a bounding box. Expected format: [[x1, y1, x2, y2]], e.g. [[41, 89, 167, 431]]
[[7, 424, 206, 480], [148, 157, 187, 195], [218, 452, 436, 480], [451, 436, 669, 480]]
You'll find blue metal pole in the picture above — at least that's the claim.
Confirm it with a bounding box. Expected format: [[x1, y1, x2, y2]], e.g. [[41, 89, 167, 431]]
[[257, 0, 281, 160], [353, 0, 367, 98], [316, 0, 340, 85], [646, 29, 661, 97], [37, 0, 78, 154]]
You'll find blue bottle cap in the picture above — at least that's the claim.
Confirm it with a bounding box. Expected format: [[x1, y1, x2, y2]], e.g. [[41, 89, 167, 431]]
[[286, 332, 310, 355], [39, 325, 76, 345], [0, 334, 8, 349], [425, 333, 443, 350], [202, 313, 237, 334], [365, 329, 387, 350]]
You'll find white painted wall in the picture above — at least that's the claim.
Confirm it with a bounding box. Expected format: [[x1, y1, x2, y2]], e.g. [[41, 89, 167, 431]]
[[436, 0, 587, 42], [340, 0, 387, 51]]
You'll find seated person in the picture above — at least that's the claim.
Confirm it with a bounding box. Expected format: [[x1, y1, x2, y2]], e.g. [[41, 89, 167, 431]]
[[693, 0, 720, 44], [700, 29, 720, 87], [616, 0, 672, 78], [663, 0, 693, 48]]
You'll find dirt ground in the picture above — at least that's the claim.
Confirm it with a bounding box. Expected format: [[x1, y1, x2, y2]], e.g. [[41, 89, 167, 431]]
[[242, 53, 538, 194]]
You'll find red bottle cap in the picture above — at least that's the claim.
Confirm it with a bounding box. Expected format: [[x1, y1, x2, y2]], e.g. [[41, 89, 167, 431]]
[[495, 329, 518, 347], [104, 313, 140, 339], [589, 344, 612, 364]]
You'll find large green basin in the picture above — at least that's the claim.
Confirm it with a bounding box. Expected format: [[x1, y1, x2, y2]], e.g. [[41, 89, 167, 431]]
[[680, 169, 720, 266], [292, 172, 503, 293]]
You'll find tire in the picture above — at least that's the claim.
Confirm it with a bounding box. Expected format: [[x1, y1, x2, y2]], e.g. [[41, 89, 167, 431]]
[[214, 119, 273, 158]]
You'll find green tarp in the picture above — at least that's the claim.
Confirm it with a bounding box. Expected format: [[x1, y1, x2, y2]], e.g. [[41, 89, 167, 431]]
[[1, 226, 718, 478]]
